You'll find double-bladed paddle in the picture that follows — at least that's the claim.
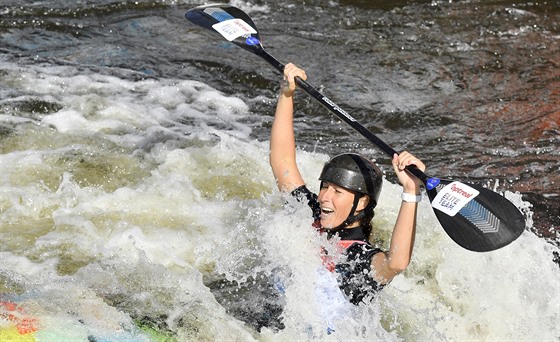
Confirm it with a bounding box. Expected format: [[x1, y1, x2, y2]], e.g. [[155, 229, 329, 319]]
[[185, 4, 525, 252]]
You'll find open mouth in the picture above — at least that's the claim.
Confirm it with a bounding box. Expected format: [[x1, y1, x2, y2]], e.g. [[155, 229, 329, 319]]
[[321, 207, 334, 216]]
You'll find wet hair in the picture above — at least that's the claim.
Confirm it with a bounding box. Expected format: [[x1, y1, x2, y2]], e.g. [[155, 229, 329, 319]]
[[360, 208, 375, 241]]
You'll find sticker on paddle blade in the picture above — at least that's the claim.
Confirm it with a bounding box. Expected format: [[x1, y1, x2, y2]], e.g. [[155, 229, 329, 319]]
[[212, 19, 257, 41], [432, 181, 480, 217]]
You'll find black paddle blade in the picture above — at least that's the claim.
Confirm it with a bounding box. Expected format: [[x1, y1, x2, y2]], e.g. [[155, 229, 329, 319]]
[[426, 180, 525, 252], [185, 4, 264, 54]]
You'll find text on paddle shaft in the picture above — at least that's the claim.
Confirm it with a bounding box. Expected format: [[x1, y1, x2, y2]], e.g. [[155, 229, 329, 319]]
[[322, 96, 356, 122]]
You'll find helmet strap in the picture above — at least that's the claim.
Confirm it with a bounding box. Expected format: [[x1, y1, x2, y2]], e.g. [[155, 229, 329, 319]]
[[336, 193, 364, 229], [326, 196, 374, 239]]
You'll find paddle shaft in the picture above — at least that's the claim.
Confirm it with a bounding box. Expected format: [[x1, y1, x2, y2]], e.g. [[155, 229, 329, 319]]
[[257, 49, 431, 185]]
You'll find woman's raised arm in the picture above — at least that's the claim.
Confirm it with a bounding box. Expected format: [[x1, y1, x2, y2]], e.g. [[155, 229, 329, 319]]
[[269, 63, 307, 192]]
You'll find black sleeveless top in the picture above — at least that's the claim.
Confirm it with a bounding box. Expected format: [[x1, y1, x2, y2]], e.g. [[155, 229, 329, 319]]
[[291, 185, 385, 305]]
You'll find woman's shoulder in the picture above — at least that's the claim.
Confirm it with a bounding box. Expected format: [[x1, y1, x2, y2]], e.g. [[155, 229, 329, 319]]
[[290, 185, 321, 223], [290, 185, 316, 200], [344, 241, 382, 260], [290, 185, 319, 209]]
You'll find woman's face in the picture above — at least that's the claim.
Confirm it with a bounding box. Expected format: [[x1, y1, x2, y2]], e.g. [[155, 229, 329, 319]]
[[318, 181, 362, 229]]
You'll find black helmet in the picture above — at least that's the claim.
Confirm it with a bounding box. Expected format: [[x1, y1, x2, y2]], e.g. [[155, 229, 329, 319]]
[[319, 153, 383, 208]]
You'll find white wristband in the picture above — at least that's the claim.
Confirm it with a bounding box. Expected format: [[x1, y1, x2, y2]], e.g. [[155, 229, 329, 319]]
[[402, 192, 422, 203]]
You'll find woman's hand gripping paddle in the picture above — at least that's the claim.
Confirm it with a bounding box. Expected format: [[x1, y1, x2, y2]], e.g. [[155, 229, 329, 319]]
[[185, 4, 526, 252]]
